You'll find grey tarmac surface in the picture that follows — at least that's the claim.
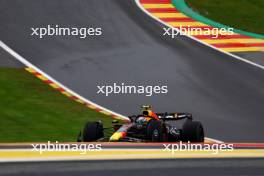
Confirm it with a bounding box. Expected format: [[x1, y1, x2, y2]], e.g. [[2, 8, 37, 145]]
[[235, 51, 264, 67], [0, 49, 22, 67], [0, 159, 264, 176], [0, 0, 264, 142]]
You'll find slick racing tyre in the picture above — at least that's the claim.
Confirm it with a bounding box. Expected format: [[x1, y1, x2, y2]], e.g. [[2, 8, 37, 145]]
[[147, 120, 167, 142], [181, 120, 204, 142], [83, 121, 104, 142]]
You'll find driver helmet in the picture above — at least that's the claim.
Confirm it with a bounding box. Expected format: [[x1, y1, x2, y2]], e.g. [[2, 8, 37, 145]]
[[141, 105, 152, 117]]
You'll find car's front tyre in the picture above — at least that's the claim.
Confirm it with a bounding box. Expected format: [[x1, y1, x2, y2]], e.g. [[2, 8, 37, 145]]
[[83, 121, 104, 142]]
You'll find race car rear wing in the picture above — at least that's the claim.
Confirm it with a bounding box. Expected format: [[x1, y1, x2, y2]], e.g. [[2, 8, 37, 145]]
[[128, 112, 193, 122], [156, 112, 192, 120]]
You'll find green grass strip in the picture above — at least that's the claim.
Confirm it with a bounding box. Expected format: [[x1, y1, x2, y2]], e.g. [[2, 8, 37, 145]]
[[172, 0, 264, 39], [0, 68, 113, 142]]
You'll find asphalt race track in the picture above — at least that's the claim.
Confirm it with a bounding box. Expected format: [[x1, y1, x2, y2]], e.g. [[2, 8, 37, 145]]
[[1, 0, 264, 175], [1, 0, 264, 142], [0, 159, 264, 176]]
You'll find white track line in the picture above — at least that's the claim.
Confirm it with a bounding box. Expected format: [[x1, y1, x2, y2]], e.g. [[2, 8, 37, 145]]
[[205, 137, 223, 143], [0, 41, 130, 121], [135, 0, 264, 70]]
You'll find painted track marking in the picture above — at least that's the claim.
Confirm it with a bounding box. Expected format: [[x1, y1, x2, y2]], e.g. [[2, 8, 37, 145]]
[[135, 0, 264, 70]]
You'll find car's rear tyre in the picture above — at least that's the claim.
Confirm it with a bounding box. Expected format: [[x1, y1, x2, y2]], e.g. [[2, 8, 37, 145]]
[[181, 120, 204, 142], [147, 120, 167, 142], [83, 122, 104, 142]]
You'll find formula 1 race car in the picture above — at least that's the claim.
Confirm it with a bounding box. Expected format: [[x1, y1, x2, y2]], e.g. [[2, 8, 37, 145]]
[[77, 105, 204, 142]]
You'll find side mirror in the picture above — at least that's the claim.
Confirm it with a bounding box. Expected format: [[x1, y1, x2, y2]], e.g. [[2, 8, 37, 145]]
[[112, 120, 119, 124]]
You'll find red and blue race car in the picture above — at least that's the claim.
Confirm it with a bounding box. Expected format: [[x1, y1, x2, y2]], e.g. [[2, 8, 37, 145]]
[[78, 105, 204, 142]]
